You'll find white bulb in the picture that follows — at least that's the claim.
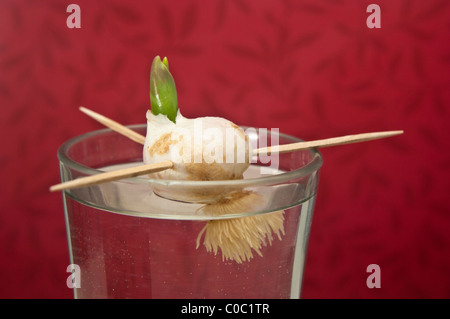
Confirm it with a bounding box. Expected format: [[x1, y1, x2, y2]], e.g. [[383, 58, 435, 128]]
[[143, 111, 251, 181]]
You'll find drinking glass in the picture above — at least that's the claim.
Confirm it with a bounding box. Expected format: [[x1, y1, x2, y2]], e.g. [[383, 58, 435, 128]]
[[58, 124, 322, 298]]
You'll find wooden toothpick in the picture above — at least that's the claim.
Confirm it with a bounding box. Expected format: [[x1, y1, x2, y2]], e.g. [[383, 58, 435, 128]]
[[79, 106, 146, 145], [49, 107, 403, 192], [253, 130, 404, 155], [79, 106, 403, 154], [49, 161, 173, 192]]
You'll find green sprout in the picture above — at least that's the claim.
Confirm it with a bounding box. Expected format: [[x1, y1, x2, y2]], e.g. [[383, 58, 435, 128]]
[[150, 56, 178, 123]]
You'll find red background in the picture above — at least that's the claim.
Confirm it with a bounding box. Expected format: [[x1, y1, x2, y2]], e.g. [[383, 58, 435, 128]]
[[1, 0, 450, 298]]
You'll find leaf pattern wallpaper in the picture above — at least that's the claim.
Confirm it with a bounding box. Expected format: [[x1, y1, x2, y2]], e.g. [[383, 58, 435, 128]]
[[1, 0, 449, 298]]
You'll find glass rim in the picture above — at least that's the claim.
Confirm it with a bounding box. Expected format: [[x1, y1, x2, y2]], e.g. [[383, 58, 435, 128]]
[[57, 124, 323, 188]]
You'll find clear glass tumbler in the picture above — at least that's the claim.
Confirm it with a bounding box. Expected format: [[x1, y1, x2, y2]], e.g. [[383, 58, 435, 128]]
[[58, 124, 322, 299]]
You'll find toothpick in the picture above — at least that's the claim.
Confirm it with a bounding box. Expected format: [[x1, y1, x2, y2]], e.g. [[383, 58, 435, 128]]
[[49, 107, 402, 192], [79, 106, 146, 145], [49, 161, 173, 192], [253, 130, 404, 155], [79, 107, 403, 155]]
